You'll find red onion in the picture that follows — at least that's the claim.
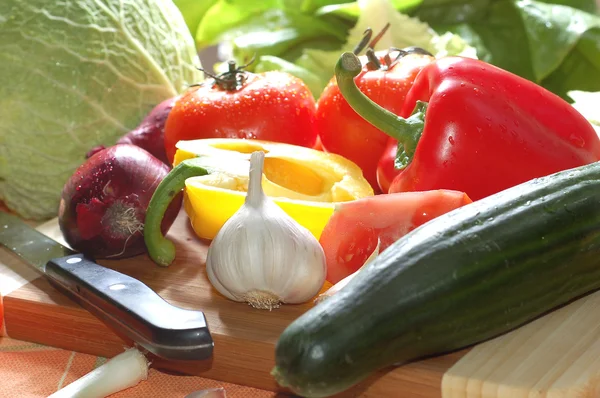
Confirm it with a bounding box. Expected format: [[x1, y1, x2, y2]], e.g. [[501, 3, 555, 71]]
[[85, 145, 106, 159], [116, 97, 178, 165], [58, 144, 182, 259]]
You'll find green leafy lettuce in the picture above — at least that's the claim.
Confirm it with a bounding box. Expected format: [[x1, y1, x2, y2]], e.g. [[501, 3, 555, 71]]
[[416, 0, 600, 100], [0, 0, 202, 220], [176, 0, 600, 100], [191, 0, 475, 97]]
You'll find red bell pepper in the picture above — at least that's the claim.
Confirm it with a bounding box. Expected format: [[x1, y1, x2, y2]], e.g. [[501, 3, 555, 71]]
[[335, 52, 600, 201], [376, 137, 400, 193]]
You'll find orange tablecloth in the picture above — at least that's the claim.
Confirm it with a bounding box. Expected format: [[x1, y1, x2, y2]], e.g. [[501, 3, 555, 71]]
[[0, 336, 279, 398]]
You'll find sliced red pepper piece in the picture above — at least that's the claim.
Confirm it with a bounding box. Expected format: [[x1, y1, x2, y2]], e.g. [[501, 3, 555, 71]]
[[335, 52, 600, 201]]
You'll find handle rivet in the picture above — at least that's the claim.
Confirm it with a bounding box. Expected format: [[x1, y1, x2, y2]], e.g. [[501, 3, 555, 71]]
[[109, 283, 127, 291], [66, 257, 82, 264]]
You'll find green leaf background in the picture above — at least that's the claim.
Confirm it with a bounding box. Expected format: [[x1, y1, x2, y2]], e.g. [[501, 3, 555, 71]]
[[175, 0, 600, 100]]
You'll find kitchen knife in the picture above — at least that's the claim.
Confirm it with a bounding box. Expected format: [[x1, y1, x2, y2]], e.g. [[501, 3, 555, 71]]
[[0, 212, 213, 362]]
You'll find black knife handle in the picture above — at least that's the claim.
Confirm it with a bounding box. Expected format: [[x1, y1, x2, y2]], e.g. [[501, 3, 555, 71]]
[[45, 253, 214, 361]]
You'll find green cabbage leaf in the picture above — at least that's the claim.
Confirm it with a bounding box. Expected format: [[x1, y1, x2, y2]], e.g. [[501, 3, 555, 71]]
[[0, 0, 202, 220]]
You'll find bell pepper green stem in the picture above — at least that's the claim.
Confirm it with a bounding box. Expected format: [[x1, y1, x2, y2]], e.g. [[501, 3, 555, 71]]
[[144, 158, 210, 267], [335, 52, 427, 169]]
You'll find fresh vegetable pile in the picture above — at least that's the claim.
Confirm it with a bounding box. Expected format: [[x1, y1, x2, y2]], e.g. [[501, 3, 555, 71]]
[[8, 0, 600, 396]]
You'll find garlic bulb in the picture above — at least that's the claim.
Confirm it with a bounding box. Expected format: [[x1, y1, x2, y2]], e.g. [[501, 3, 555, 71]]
[[206, 151, 327, 310]]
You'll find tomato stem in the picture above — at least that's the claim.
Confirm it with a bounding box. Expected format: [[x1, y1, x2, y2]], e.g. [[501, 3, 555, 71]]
[[352, 28, 373, 55], [368, 23, 390, 49], [352, 23, 390, 56], [335, 52, 426, 170], [365, 48, 382, 70], [193, 56, 257, 91]]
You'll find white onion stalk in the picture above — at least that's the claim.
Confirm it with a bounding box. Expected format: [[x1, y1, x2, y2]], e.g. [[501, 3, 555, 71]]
[[48, 347, 149, 398], [315, 239, 381, 304], [206, 151, 327, 310]]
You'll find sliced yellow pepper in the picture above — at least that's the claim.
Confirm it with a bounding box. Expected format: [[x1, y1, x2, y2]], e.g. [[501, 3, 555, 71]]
[[173, 138, 374, 240]]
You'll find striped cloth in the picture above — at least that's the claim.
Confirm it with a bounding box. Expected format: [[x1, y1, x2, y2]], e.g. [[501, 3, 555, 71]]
[[0, 336, 278, 398]]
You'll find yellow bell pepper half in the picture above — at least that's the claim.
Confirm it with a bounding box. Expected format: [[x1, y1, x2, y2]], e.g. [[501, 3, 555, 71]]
[[173, 138, 374, 240]]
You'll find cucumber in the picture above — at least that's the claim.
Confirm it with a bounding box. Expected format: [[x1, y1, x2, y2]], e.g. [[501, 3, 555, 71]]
[[272, 161, 600, 398]]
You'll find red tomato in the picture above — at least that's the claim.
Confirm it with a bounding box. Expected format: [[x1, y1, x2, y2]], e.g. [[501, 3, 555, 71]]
[[164, 69, 319, 163], [316, 52, 433, 192], [320, 190, 473, 284]]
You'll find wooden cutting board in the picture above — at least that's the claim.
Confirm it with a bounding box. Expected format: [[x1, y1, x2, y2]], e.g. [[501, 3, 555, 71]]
[[3, 209, 600, 397]]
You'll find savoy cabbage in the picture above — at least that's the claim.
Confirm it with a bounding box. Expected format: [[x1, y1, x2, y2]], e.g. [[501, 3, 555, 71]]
[[0, 0, 202, 220]]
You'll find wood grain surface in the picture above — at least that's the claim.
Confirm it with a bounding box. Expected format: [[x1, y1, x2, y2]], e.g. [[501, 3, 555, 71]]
[[1, 209, 464, 397], [443, 289, 600, 398]]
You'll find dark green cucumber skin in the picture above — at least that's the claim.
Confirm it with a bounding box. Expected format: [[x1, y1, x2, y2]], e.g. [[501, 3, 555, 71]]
[[273, 161, 600, 398]]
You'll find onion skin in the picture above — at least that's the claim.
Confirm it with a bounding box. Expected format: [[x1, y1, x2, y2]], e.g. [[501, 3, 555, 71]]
[[117, 97, 178, 165], [58, 144, 182, 259]]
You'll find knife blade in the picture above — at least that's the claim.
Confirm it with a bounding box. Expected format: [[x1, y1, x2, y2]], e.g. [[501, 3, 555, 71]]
[[0, 212, 213, 362]]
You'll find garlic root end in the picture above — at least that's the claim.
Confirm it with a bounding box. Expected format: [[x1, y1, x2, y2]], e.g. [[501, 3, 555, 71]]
[[242, 290, 282, 310]]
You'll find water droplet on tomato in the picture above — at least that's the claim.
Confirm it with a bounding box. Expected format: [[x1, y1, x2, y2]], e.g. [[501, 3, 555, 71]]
[[448, 136, 455, 145], [569, 134, 586, 148], [460, 83, 465, 87]]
